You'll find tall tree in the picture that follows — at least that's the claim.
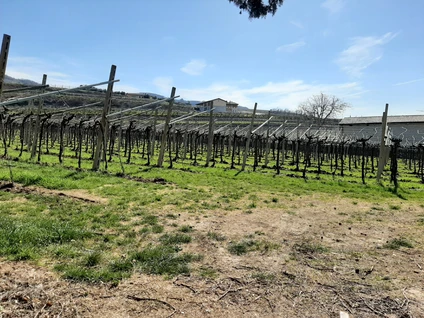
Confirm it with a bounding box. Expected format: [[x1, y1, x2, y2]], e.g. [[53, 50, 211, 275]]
[[229, 0, 284, 19], [297, 93, 349, 127]]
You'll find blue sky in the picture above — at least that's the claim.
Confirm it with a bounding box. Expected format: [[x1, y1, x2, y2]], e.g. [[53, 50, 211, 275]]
[[1, 0, 423, 116]]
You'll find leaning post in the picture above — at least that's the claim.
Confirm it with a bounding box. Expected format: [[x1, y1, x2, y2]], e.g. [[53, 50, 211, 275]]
[[157, 87, 176, 167], [0, 34, 11, 157], [0, 34, 11, 100], [242, 102, 258, 171], [377, 103, 389, 182], [92, 65, 116, 171]]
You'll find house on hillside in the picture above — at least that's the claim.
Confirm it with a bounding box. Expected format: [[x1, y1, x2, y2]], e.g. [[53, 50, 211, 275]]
[[339, 115, 424, 145], [196, 98, 239, 113]]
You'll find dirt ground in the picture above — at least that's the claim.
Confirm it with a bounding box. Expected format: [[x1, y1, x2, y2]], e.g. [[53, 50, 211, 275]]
[[1, 190, 423, 317]]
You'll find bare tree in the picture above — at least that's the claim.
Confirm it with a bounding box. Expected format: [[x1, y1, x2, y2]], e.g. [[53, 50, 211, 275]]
[[228, 0, 284, 19], [297, 93, 349, 127]]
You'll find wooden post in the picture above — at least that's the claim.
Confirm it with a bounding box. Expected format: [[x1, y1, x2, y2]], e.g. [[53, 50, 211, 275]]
[[92, 65, 116, 171], [150, 108, 158, 158], [264, 111, 271, 167], [377, 103, 389, 182], [242, 103, 258, 171], [0, 34, 11, 100], [157, 87, 176, 167], [30, 74, 47, 160], [205, 108, 214, 167], [0, 34, 11, 157]]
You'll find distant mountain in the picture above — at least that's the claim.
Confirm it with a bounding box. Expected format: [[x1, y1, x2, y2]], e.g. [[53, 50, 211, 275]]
[[140, 92, 166, 99], [4, 74, 40, 86], [176, 99, 201, 106]]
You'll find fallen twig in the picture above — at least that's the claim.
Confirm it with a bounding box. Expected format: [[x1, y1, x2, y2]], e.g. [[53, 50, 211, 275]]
[[173, 281, 197, 294], [360, 297, 384, 316], [127, 295, 176, 317], [217, 285, 243, 301]]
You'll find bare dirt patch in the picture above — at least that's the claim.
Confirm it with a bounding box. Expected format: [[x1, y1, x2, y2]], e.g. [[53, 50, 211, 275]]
[[0, 182, 108, 204], [1, 195, 423, 317]]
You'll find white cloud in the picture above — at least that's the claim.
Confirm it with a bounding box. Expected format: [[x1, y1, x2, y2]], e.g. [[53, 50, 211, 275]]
[[276, 41, 306, 53], [180, 59, 208, 76], [393, 78, 424, 86], [6, 55, 86, 87], [178, 79, 363, 111], [290, 20, 304, 29], [321, 0, 346, 14], [153, 76, 174, 95], [336, 32, 398, 77]]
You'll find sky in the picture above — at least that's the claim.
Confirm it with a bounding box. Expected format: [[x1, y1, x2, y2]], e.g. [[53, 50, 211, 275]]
[[1, 0, 424, 117]]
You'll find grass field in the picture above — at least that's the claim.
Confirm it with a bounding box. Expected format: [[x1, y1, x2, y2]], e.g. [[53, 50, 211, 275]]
[[0, 149, 423, 317]]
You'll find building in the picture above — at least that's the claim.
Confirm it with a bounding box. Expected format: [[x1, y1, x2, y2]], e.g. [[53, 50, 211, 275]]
[[196, 98, 239, 113], [339, 115, 424, 145], [226, 101, 239, 113]]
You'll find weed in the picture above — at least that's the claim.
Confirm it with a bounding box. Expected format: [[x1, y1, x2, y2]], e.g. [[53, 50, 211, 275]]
[[247, 202, 257, 209], [151, 225, 164, 233], [108, 259, 134, 273], [140, 227, 150, 234], [252, 272, 276, 284], [207, 231, 226, 242], [84, 251, 102, 267], [383, 238, 413, 250], [271, 197, 278, 203], [293, 241, 328, 254], [228, 240, 255, 255], [389, 204, 401, 211], [159, 233, 192, 245], [199, 266, 218, 279], [248, 194, 259, 201], [130, 245, 200, 276], [124, 231, 137, 238], [179, 225, 194, 233], [227, 238, 279, 255], [143, 215, 158, 225]]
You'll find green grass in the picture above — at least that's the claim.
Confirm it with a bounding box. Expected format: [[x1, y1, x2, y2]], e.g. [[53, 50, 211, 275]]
[[0, 215, 92, 261], [130, 245, 201, 276], [159, 233, 192, 245], [0, 148, 423, 284]]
